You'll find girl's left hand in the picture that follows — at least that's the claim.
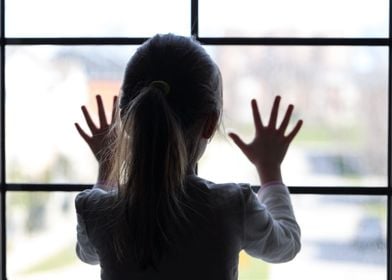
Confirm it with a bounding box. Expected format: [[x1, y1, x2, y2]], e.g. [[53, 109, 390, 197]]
[[75, 95, 118, 166]]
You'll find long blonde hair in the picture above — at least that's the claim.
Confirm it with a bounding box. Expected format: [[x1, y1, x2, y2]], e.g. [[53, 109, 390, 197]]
[[109, 34, 222, 269]]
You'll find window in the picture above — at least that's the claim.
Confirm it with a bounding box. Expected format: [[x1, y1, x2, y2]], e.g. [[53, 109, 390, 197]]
[[1, 0, 390, 279]]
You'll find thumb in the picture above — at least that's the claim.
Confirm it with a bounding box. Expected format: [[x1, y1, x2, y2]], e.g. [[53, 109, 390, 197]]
[[228, 132, 248, 154]]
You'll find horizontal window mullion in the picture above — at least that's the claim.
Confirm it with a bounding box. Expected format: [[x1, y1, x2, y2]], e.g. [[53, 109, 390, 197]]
[[198, 37, 390, 46], [3, 183, 91, 192], [287, 186, 390, 195], [1, 183, 389, 195], [0, 37, 390, 46], [4, 37, 150, 45]]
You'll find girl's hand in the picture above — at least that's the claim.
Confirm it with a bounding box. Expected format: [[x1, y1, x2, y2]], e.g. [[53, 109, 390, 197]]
[[75, 95, 118, 167], [228, 96, 303, 184]]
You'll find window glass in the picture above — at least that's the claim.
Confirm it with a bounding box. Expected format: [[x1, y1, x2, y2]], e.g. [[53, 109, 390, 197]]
[[199, 46, 388, 187], [199, 0, 389, 37], [6, 46, 133, 183], [3, 1, 391, 280], [7, 192, 100, 280], [6, 46, 388, 186], [6, 0, 190, 37], [7, 193, 387, 280], [252, 195, 387, 280]]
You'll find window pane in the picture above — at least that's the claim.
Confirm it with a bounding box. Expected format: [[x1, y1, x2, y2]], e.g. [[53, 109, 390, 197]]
[[6, 46, 133, 184], [7, 193, 387, 279], [240, 195, 387, 280], [7, 192, 100, 280], [6, 46, 388, 186], [6, 0, 190, 37], [199, 46, 388, 186], [199, 0, 389, 37]]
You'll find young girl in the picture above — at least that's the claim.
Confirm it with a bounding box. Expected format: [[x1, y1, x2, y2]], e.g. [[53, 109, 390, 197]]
[[75, 34, 303, 280]]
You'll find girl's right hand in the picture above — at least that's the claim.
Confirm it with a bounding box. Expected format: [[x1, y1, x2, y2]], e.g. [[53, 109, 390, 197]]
[[228, 96, 303, 184], [74, 95, 118, 166]]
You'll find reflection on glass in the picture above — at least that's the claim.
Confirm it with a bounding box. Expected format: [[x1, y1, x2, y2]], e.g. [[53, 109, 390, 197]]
[[199, 46, 388, 187], [199, 0, 388, 37], [6, 0, 189, 37], [7, 193, 387, 280]]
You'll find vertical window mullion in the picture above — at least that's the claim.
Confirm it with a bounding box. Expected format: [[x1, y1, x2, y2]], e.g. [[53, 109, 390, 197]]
[[0, 47, 5, 280], [191, 0, 198, 38], [0, 0, 6, 277], [388, 1, 392, 279], [192, 0, 198, 174], [388, 43, 391, 279]]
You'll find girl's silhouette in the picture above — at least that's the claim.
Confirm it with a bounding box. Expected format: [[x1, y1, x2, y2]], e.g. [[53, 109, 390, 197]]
[[75, 33, 302, 280]]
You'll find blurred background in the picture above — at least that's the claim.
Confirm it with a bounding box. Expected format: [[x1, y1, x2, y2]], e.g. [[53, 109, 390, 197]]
[[4, 0, 389, 279]]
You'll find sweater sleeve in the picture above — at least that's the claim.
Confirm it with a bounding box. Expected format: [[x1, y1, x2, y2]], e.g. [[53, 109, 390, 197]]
[[241, 183, 301, 263], [74, 188, 104, 265]]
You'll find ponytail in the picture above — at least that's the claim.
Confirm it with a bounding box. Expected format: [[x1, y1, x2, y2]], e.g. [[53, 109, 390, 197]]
[[110, 83, 189, 269]]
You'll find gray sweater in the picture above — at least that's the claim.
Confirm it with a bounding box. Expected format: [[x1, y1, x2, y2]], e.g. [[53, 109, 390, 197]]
[[75, 175, 301, 280]]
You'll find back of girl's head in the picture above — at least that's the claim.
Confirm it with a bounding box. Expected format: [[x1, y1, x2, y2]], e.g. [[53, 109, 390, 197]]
[[110, 34, 222, 269], [120, 33, 222, 143]]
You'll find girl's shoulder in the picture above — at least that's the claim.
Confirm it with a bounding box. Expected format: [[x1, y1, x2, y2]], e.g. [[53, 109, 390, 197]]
[[188, 174, 252, 191], [186, 175, 254, 206], [75, 187, 117, 215]]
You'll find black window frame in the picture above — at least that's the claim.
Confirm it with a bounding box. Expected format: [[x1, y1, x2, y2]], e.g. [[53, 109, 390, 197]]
[[0, 0, 391, 279]]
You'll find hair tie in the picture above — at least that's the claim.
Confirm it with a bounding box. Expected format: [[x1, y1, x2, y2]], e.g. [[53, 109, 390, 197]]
[[150, 80, 170, 95]]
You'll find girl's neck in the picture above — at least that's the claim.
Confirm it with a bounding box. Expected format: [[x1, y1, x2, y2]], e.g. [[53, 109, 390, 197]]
[[186, 165, 198, 176]]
